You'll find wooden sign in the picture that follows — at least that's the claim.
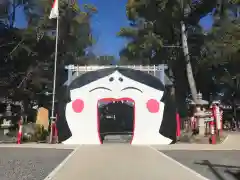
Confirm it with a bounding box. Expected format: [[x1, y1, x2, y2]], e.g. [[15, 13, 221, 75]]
[[36, 107, 49, 130]]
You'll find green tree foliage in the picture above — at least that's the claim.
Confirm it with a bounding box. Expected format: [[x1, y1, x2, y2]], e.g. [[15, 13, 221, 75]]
[[197, 19, 240, 97], [118, 0, 213, 107], [0, 0, 97, 104], [118, 0, 216, 64], [119, 0, 239, 102]]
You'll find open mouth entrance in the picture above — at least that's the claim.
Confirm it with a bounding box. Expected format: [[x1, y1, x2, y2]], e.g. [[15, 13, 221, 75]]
[[97, 98, 135, 144]]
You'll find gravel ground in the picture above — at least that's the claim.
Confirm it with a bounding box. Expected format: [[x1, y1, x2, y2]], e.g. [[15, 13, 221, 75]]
[[0, 148, 72, 180], [162, 150, 240, 180]]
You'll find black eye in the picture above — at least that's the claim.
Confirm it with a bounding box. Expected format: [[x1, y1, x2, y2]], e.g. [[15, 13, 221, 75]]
[[109, 77, 114, 82], [119, 77, 123, 82]]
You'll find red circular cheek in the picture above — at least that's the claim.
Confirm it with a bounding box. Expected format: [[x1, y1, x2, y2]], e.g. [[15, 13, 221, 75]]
[[146, 99, 159, 113], [72, 99, 84, 113]]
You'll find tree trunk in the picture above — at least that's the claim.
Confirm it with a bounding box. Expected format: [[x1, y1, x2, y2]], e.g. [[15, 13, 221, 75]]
[[215, 0, 223, 17], [180, 21, 198, 103], [10, 0, 16, 28]]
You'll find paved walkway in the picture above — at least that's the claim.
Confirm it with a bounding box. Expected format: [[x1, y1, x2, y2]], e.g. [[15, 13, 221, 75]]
[[46, 145, 208, 180], [221, 132, 240, 146]]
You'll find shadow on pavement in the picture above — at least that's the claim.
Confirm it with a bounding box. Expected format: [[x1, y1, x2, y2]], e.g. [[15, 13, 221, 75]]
[[195, 160, 240, 180]]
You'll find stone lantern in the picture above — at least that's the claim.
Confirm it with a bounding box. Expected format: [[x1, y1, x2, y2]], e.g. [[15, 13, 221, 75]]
[[2, 102, 13, 135], [189, 92, 209, 135], [5, 103, 12, 117]]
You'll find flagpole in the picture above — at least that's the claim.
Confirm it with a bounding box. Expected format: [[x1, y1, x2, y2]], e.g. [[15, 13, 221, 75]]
[[49, 16, 59, 143]]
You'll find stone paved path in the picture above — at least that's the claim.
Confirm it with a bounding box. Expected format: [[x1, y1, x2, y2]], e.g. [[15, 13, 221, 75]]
[[46, 145, 208, 180], [1, 132, 240, 180]]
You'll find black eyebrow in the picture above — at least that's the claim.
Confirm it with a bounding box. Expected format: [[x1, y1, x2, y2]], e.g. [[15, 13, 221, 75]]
[[121, 87, 143, 93], [89, 87, 112, 92]]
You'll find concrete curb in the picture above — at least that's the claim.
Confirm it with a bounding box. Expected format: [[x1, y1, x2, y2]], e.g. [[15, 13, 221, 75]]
[[151, 143, 240, 151], [0, 143, 77, 149]]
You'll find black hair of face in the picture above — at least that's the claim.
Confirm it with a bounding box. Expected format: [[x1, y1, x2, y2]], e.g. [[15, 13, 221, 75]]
[[68, 67, 165, 92]]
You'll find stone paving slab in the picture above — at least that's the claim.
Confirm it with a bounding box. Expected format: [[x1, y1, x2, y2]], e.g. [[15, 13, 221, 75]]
[[162, 150, 240, 180], [221, 134, 240, 146], [48, 145, 207, 180]]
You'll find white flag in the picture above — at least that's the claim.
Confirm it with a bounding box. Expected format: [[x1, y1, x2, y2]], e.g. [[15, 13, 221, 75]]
[[49, 0, 59, 19]]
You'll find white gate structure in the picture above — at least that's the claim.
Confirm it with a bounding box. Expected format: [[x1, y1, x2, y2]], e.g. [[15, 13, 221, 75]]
[[64, 64, 171, 86]]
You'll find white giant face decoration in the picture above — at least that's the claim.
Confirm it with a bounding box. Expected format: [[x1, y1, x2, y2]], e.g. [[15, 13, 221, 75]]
[[57, 68, 176, 145]]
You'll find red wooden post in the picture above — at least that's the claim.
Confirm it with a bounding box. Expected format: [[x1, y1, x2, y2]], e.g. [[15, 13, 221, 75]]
[[210, 104, 217, 144], [54, 113, 58, 143], [210, 120, 216, 144], [17, 118, 23, 144], [220, 109, 223, 135], [190, 116, 196, 131], [176, 112, 181, 138]]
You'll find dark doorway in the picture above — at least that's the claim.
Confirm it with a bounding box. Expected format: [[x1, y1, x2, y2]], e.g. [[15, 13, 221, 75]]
[[97, 99, 134, 143]]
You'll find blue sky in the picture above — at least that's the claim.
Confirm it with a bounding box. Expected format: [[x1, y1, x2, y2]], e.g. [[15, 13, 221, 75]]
[[15, 0, 213, 58]]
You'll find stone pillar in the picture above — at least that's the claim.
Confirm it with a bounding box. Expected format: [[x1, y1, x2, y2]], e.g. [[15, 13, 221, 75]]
[[198, 117, 206, 136], [3, 103, 12, 135], [67, 68, 73, 86], [2, 119, 11, 135], [158, 65, 165, 85], [5, 103, 12, 117], [195, 106, 205, 136]]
